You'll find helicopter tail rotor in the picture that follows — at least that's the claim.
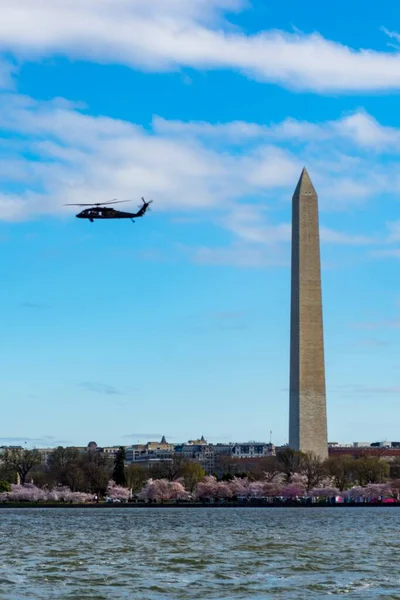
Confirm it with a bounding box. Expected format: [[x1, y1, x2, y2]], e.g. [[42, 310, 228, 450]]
[[139, 197, 153, 210]]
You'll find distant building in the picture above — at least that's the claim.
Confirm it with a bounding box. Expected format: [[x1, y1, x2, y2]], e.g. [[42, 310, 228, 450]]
[[187, 436, 207, 445], [232, 442, 275, 459], [125, 436, 174, 464], [328, 446, 400, 460], [100, 446, 127, 458]]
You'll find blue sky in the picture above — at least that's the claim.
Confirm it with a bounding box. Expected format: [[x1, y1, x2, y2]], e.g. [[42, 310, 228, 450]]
[[1, 0, 400, 448]]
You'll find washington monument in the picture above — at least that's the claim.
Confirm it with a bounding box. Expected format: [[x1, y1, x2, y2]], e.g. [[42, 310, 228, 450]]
[[289, 167, 328, 459]]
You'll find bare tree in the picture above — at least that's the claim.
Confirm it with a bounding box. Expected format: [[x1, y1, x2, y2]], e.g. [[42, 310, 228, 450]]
[[247, 456, 281, 482], [81, 451, 112, 495], [301, 452, 326, 491], [1, 448, 42, 485], [149, 455, 187, 481], [47, 447, 85, 491], [125, 464, 149, 492], [277, 448, 305, 481]]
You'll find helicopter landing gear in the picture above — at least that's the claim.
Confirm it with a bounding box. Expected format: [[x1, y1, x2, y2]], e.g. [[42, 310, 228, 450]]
[[89, 218, 94, 223], [131, 219, 135, 224]]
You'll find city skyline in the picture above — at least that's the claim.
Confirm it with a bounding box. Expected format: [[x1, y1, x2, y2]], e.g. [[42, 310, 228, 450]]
[[1, 1, 400, 447]]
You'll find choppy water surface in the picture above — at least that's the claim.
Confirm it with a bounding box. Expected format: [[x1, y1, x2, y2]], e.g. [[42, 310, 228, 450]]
[[0, 507, 399, 599]]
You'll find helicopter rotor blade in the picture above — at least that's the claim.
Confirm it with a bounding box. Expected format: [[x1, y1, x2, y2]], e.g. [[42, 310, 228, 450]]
[[64, 199, 133, 207], [99, 199, 133, 206]]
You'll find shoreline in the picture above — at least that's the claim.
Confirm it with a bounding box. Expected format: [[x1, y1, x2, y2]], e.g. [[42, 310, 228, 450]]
[[0, 501, 399, 509]]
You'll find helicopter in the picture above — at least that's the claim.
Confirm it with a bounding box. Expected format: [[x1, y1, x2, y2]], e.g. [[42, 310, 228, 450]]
[[64, 197, 153, 223]]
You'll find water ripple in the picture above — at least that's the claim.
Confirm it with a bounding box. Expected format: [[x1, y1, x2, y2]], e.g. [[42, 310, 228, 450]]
[[0, 507, 399, 599]]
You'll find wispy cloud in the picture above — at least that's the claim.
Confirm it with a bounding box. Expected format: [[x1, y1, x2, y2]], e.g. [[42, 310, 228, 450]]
[[359, 338, 391, 348], [122, 433, 171, 440], [0, 435, 71, 446], [333, 384, 400, 395], [20, 301, 44, 309], [350, 320, 400, 330], [187, 243, 289, 268], [79, 382, 125, 396]]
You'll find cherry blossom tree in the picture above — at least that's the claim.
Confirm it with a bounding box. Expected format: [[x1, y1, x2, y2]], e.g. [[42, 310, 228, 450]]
[[195, 476, 219, 501], [139, 478, 172, 502], [282, 484, 304, 499], [229, 477, 248, 497], [363, 483, 390, 501], [168, 480, 189, 501], [344, 486, 366, 502], [246, 481, 264, 498], [388, 479, 400, 500], [107, 480, 131, 502], [8, 484, 47, 502], [215, 481, 233, 499], [262, 481, 283, 498], [289, 473, 308, 490], [310, 487, 339, 499]]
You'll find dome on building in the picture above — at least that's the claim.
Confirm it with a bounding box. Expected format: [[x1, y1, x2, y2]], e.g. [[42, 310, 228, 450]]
[[87, 441, 98, 449]]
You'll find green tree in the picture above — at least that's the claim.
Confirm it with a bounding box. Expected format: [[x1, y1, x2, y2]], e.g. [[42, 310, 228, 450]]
[[1, 448, 42, 485], [325, 455, 356, 490], [0, 463, 17, 484], [0, 480, 11, 492], [180, 461, 205, 492], [113, 447, 126, 487], [355, 456, 389, 486]]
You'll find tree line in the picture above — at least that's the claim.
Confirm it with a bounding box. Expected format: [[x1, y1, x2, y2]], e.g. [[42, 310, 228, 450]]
[[0, 445, 398, 496]]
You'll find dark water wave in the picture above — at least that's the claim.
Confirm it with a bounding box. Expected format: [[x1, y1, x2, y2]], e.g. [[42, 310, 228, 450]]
[[0, 507, 399, 599]]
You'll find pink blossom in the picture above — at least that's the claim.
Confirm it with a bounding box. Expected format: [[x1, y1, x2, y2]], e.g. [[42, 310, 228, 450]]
[[107, 480, 131, 501], [67, 491, 96, 503], [168, 481, 189, 500], [282, 484, 304, 499], [8, 484, 47, 502], [139, 479, 188, 502], [246, 481, 264, 498], [262, 481, 283, 497], [215, 482, 233, 499], [139, 479, 172, 502], [344, 486, 366, 501], [310, 487, 340, 498], [363, 483, 390, 500], [289, 473, 308, 490], [195, 476, 218, 500], [229, 477, 248, 496]]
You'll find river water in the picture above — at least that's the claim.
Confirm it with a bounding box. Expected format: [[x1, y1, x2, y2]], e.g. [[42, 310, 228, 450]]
[[0, 507, 399, 599]]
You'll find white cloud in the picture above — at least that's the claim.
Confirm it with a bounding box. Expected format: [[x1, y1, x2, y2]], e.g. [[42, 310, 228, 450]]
[[0, 92, 302, 221], [186, 243, 289, 268], [1, 1, 400, 93], [154, 110, 400, 151], [1, 89, 399, 265]]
